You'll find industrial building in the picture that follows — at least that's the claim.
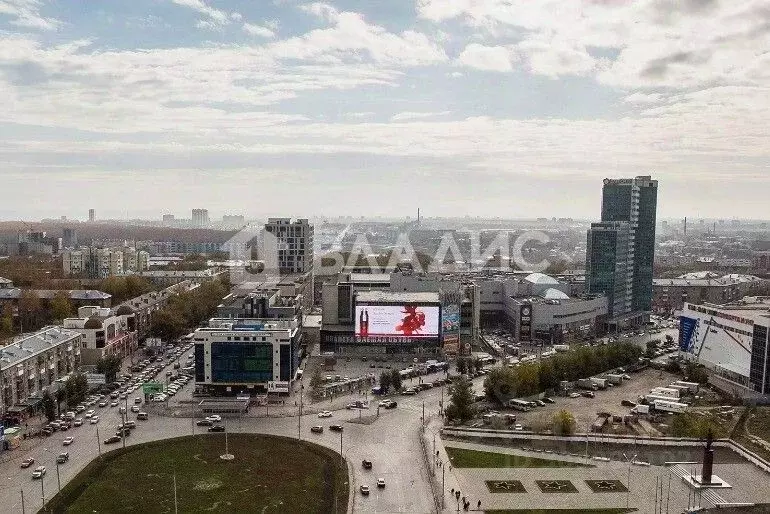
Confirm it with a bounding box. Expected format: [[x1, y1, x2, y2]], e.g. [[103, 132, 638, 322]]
[[679, 296, 770, 400], [192, 318, 302, 395], [0, 327, 83, 419]]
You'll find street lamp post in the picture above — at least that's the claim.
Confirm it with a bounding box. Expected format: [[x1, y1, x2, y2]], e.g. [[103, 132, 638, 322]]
[[55, 461, 61, 492], [20, 489, 25, 514], [40, 472, 45, 511], [96, 426, 102, 457]]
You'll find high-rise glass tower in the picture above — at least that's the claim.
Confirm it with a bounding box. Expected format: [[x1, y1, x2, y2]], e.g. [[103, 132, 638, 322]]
[[586, 176, 658, 320]]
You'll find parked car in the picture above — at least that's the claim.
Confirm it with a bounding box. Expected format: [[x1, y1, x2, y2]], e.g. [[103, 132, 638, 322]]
[[73, 418, 83, 427], [85, 409, 95, 419], [362, 459, 372, 469], [104, 436, 121, 444], [377, 478, 386, 488], [580, 391, 595, 398], [568, 392, 581, 398], [98, 400, 108, 408], [131, 405, 140, 413], [207, 415, 222, 422], [31, 466, 47, 479], [62, 437, 74, 446], [310, 426, 324, 434], [20, 458, 35, 468], [329, 424, 343, 432], [90, 415, 100, 424], [137, 412, 149, 421], [360, 485, 370, 496], [318, 411, 332, 418], [57, 452, 69, 464], [208, 425, 225, 433]]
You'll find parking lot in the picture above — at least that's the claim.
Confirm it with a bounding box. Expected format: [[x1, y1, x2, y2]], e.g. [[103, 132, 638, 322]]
[[483, 368, 683, 433]]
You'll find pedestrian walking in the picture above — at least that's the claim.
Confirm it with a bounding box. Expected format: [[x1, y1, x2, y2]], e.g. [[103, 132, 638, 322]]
[[478, 500, 482, 510]]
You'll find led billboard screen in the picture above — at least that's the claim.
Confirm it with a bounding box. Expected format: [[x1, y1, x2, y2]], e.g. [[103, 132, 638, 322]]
[[355, 305, 439, 339]]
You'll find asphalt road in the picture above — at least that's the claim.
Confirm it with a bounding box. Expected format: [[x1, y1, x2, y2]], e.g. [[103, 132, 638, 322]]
[[0, 351, 446, 514]]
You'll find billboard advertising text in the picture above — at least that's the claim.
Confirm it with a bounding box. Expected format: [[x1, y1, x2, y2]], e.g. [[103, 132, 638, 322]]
[[356, 305, 439, 340]]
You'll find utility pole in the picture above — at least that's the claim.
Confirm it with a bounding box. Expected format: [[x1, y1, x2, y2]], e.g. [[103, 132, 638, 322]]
[[56, 461, 61, 492], [441, 465, 445, 510], [97, 426, 102, 456], [40, 474, 45, 511], [20, 489, 25, 514], [173, 472, 179, 514]]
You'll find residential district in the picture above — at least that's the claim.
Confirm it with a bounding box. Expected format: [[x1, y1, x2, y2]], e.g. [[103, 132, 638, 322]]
[[1, 178, 770, 513]]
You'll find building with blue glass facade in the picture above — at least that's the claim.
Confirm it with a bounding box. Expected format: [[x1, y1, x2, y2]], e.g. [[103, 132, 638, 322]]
[[193, 318, 301, 395], [586, 176, 658, 328]]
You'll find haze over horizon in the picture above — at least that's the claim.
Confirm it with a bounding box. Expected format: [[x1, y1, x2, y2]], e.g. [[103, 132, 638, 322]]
[[1, 0, 769, 221]]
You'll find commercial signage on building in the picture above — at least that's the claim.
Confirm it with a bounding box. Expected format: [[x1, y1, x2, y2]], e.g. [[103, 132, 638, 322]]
[[355, 304, 439, 340], [85, 373, 106, 385], [679, 316, 698, 352], [267, 381, 290, 393], [519, 304, 532, 343], [324, 333, 438, 345]]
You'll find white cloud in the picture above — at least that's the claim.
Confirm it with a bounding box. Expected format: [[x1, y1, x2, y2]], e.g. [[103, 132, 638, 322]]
[[0, 0, 59, 30], [243, 23, 275, 38], [455, 43, 513, 72], [299, 2, 339, 23], [390, 111, 450, 122], [515, 36, 595, 77], [267, 11, 447, 66], [624, 92, 663, 104], [170, 0, 232, 26]]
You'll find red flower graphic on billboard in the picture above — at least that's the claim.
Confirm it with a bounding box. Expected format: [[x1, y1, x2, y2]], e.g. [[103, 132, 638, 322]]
[[395, 306, 426, 335]]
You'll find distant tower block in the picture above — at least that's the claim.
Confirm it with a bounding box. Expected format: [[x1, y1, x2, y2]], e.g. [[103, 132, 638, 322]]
[[88, 209, 95, 222]]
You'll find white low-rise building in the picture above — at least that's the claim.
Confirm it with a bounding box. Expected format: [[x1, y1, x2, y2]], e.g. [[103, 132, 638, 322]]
[[63, 306, 138, 366]]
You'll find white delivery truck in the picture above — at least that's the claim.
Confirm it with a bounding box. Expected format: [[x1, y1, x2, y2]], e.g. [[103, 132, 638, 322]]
[[652, 400, 688, 413], [650, 387, 680, 399]]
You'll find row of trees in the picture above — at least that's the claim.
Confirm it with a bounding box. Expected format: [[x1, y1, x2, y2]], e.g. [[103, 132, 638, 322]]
[[41, 372, 90, 421], [456, 357, 484, 375], [148, 280, 229, 341], [97, 276, 155, 305], [378, 369, 403, 394], [0, 290, 76, 339], [483, 342, 643, 403]]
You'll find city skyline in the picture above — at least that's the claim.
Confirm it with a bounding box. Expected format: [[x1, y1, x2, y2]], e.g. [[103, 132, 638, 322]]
[[1, 1, 769, 220]]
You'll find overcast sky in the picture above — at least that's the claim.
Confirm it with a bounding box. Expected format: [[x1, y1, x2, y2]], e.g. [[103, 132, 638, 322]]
[[1, 0, 768, 221]]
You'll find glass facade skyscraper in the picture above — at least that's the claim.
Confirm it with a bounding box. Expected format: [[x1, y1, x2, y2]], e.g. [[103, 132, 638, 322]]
[[587, 176, 658, 320]]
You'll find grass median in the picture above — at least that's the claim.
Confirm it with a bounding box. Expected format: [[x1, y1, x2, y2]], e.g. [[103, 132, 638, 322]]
[[446, 446, 592, 468], [45, 433, 348, 513]]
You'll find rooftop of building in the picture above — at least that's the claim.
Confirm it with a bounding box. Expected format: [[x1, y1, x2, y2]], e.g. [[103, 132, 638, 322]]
[[692, 297, 770, 323], [0, 327, 81, 371], [524, 272, 560, 285], [355, 290, 440, 304], [654, 272, 764, 287], [203, 317, 298, 332], [348, 273, 391, 284]]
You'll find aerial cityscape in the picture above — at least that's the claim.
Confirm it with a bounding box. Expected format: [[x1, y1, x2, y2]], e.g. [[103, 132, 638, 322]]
[[2, 1, 770, 514]]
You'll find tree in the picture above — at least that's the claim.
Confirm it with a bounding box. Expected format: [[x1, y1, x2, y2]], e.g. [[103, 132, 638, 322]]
[[685, 363, 709, 384], [445, 376, 475, 423], [50, 291, 74, 322], [552, 409, 576, 435], [96, 354, 123, 383], [456, 358, 467, 375], [18, 290, 42, 332], [55, 388, 66, 416], [42, 391, 57, 422], [379, 371, 392, 394], [64, 373, 89, 408], [309, 369, 323, 399], [149, 308, 186, 341], [390, 369, 402, 392], [0, 304, 13, 337]]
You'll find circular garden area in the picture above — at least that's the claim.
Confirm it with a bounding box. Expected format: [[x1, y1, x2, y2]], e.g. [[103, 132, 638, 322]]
[[46, 434, 349, 513]]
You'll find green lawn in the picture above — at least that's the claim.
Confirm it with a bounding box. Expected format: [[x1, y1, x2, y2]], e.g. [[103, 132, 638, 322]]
[[446, 447, 592, 469], [46, 434, 348, 513]]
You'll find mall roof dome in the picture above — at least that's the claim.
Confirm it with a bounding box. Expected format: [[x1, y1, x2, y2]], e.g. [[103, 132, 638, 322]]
[[540, 288, 570, 300], [83, 317, 103, 329], [524, 273, 559, 285]]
